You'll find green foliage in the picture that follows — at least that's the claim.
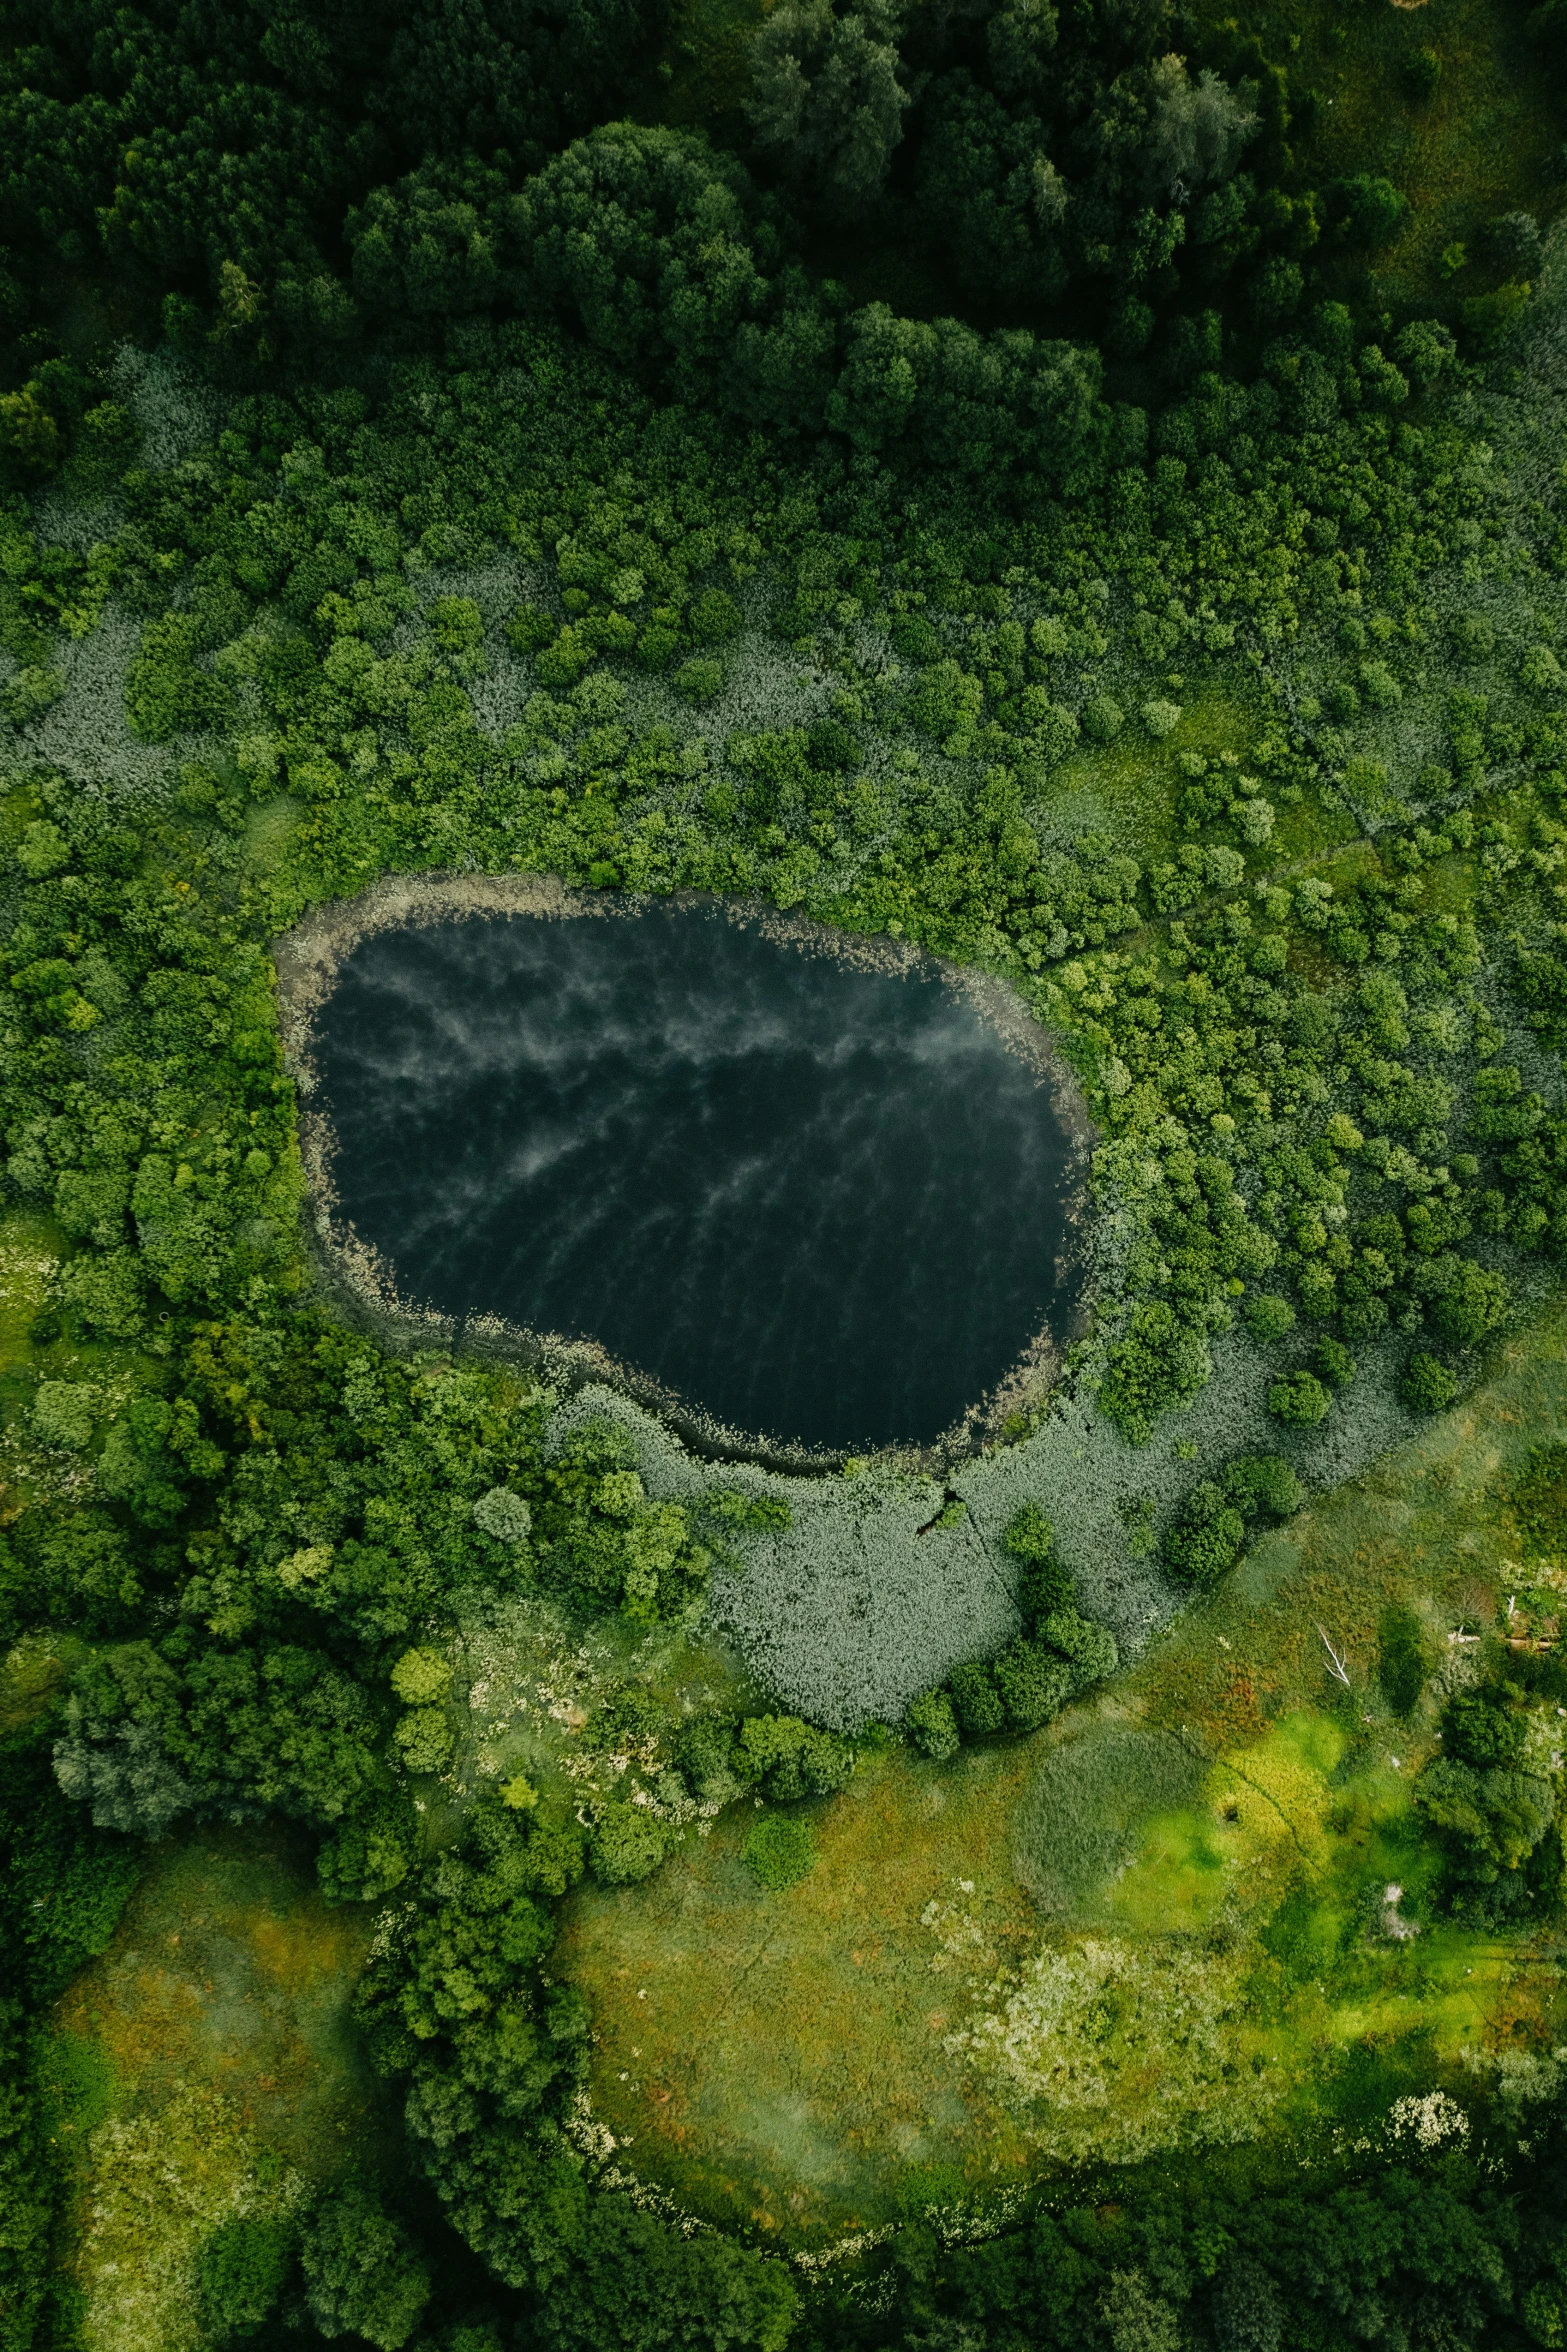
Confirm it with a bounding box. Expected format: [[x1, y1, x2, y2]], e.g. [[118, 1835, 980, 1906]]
[[736, 1714, 855, 1800], [1, 5, 1566, 2320], [949, 1659, 1006, 1738], [197, 2213, 295, 2343], [390, 1649, 454, 1707], [1378, 1605, 1431, 1717], [535, 2197, 797, 2352], [1268, 1370, 1333, 1428], [992, 1637, 1074, 1731], [1038, 1608, 1119, 1689], [906, 1686, 960, 1760], [1402, 1352, 1460, 1413], [301, 2182, 430, 2350], [742, 1809, 816, 1890], [1005, 1504, 1073, 1621], [591, 1802, 676, 1884]]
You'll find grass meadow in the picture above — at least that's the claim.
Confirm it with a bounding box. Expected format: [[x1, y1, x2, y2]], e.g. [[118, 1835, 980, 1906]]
[[556, 1288, 1567, 2243]]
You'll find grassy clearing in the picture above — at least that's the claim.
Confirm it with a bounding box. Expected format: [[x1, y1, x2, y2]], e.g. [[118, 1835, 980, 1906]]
[[557, 1288, 1567, 2240], [1040, 688, 1258, 857], [1194, 0, 1564, 305], [50, 1823, 387, 2176], [43, 1826, 390, 2351]]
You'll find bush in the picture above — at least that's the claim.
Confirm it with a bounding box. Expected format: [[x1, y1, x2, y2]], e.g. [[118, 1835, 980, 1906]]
[[992, 1638, 1074, 1731], [1242, 1293, 1296, 1342], [389, 1648, 453, 1706], [1444, 1688, 1526, 1769], [590, 1802, 676, 1884], [473, 1487, 532, 1543], [737, 1714, 854, 1799], [1402, 1351, 1459, 1413], [1081, 694, 1124, 743], [1378, 1605, 1431, 1717], [674, 656, 724, 703], [1268, 1371, 1332, 1426], [1164, 1500, 1245, 1586], [1223, 1454, 1304, 1520], [1405, 46, 1441, 98], [906, 1687, 960, 1760], [1335, 173, 1410, 248], [1038, 1609, 1119, 1688], [507, 604, 556, 653], [1004, 1505, 1072, 1619], [742, 1809, 815, 1890], [300, 2184, 429, 2351], [394, 1707, 453, 1774], [949, 1660, 1005, 1737], [1312, 1337, 1356, 1390], [198, 2215, 294, 2342]]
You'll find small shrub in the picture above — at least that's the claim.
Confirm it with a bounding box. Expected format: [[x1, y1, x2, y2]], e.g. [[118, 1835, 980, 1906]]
[[591, 1802, 675, 1884], [1081, 693, 1125, 743], [1378, 1604, 1431, 1717], [690, 587, 742, 642], [1242, 1293, 1296, 1342], [506, 604, 555, 653], [1142, 698, 1181, 738], [1312, 1337, 1356, 1390], [473, 1487, 532, 1543], [677, 1714, 743, 1803], [1004, 1504, 1072, 1619], [1444, 1688, 1526, 1769], [674, 656, 724, 703], [1335, 173, 1410, 249], [301, 2185, 429, 2351], [1268, 1370, 1332, 1427], [950, 1660, 1005, 1737], [1402, 1351, 1459, 1413], [743, 1809, 815, 1890], [1405, 46, 1441, 99], [534, 626, 593, 686], [199, 2215, 294, 2342], [1164, 1492, 1245, 1586], [993, 1638, 1074, 1732], [1038, 1609, 1119, 1688], [32, 1380, 98, 1451], [737, 1714, 854, 1798], [907, 1687, 960, 1759], [394, 1707, 452, 1774], [1222, 1454, 1304, 1520], [390, 1648, 453, 1706]]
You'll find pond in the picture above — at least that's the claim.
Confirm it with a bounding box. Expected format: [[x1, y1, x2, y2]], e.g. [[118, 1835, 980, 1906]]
[[308, 897, 1087, 1455]]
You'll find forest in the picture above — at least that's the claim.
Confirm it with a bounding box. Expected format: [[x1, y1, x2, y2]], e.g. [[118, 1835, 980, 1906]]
[[2, 0, 1567, 2341]]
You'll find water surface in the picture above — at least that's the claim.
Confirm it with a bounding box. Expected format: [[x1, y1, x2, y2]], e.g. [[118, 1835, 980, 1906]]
[[313, 902, 1083, 1451]]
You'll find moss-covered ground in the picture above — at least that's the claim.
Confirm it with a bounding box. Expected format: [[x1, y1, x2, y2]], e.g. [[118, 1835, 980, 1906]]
[[555, 1288, 1567, 2244]]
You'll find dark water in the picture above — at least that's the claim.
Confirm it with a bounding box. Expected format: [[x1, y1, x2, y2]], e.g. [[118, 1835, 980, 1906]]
[[313, 904, 1084, 1452]]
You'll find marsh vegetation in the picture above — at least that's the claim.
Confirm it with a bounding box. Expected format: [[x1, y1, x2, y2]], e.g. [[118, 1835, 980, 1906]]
[[1, 0, 1567, 2336]]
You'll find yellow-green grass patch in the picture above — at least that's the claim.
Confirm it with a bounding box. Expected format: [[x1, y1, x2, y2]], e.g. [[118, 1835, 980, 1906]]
[[557, 1287, 1567, 2235]]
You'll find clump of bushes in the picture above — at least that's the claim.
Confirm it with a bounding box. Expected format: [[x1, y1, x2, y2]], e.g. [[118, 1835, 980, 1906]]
[[1163, 1454, 1303, 1587], [1414, 1676, 1561, 1920], [908, 1510, 1119, 1752]]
